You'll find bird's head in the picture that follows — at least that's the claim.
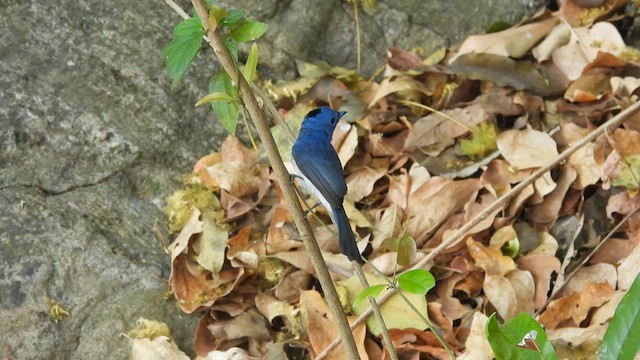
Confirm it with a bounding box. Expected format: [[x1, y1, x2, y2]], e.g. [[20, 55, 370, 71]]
[[300, 106, 347, 137]]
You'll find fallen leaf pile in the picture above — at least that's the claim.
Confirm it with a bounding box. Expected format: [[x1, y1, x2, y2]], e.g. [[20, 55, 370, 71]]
[[144, 2, 640, 359]]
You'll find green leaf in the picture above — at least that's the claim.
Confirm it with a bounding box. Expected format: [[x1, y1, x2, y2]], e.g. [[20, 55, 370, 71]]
[[163, 17, 205, 89], [209, 71, 240, 134], [353, 284, 385, 307], [195, 92, 237, 107], [229, 20, 268, 42], [486, 312, 558, 360], [598, 273, 640, 360], [459, 122, 498, 158], [502, 238, 520, 258], [397, 269, 435, 295], [397, 234, 416, 266], [487, 20, 513, 33], [242, 43, 259, 83], [220, 9, 244, 27], [224, 37, 239, 63], [340, 273, 427, 336]]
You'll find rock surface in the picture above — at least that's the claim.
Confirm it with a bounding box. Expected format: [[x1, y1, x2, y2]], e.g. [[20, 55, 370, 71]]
[[0, 0, 546, 358]]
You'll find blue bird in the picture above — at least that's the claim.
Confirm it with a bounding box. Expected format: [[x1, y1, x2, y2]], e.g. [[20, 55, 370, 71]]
[[291, 106, 363, 264]]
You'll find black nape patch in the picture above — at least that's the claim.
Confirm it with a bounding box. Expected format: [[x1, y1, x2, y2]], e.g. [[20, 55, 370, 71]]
[[307, 108, 321, 118]]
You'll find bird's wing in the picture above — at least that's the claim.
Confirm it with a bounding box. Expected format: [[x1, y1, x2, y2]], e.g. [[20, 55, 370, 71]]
[[292, 141, 347, 208]]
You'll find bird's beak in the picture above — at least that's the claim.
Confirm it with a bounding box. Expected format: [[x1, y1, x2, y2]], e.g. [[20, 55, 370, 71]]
[[338, 111, 347, 119]]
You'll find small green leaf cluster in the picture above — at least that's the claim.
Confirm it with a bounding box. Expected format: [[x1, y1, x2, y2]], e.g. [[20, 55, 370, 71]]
[[163, 3, 267, 133]]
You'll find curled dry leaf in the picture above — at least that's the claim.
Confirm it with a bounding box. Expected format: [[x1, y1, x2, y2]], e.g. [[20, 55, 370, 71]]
[[299, 290, 368, 359], [368, 75, 432, 108], [466, 238, 515, 277]]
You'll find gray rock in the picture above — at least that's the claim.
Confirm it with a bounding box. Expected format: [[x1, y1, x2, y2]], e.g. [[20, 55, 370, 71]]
[[0, 0, 546, 359]]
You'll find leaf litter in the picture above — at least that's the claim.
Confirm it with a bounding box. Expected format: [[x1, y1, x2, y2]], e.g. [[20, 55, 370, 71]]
[[143, 4, 640, 359]]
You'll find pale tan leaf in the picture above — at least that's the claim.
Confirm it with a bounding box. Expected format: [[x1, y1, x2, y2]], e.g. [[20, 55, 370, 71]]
[[453, 17, 559, 61], [193, 209, 229, 274], [368, 76, 432, 108], [340, 273, 427, 336], [551, 22, 625, 80], [617, 242, 640, 291], [497, 129, 559, 170], [457, 312, 493, 360], [568, 143, 600, 189], [300, 290, 368, 359], [131, 336, 190, 360]]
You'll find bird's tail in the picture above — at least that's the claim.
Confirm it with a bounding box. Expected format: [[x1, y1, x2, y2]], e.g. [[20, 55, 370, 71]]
[[332, 206, 363, 264]]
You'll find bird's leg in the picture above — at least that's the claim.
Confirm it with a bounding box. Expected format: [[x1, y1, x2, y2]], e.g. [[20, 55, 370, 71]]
[[290, 173, 304, 184], [304, 201, 321, 217]]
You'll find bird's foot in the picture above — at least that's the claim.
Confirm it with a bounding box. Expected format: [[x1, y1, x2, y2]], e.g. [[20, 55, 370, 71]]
[[304, 201, 321, 217]]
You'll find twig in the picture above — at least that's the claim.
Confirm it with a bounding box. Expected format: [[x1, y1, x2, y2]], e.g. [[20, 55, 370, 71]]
[[355, 265, 398, 360], [164, 1, 363, 359]]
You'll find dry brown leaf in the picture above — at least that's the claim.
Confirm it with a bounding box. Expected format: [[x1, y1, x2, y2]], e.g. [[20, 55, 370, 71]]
[[171, 254, 242, 313], [404, 104, 489, 155], [368, 76, 432, 108], [617, 241, 640, 290], [335, 121, 359, 168], [559, 263, 617, 297], [547, 324, 607, 359], [591, 234, 640, 264], [551, 22, 625, 80], [406, 178, 481, 244], [568, 143, 600, 189], [497, 129, 559, 170], [300, 290, 368, 359], [221, 136, 257, 165], [564, 70, 612, 102], [448, 53, 567, 96], [453, 17, 559, 60], [517, 254, 561, 309], [168, 208, 203, 264], [208, 309, 271, 341], [193, 208, 229, 274], [275, 269, 311, 303], [387, 328, 449, 360], [530, 165, 578, 223], [539, 282, 614, 329], [371, 204, 403, 249], [591, 290, 626, 326], [466, 238, 515, 277], [346, 165, 388, 202], [457, 312, 493, 360]]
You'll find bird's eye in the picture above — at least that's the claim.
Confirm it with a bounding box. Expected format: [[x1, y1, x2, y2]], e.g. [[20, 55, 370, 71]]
[[330, 118, 336, 124]]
